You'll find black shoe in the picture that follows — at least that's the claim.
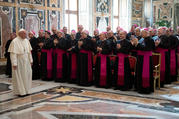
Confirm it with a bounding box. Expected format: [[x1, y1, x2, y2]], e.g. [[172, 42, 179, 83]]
[[18, 94, 29, 97]]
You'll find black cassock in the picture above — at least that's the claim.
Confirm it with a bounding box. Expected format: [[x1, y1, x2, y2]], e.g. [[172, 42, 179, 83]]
[[65, 33, 72, 40], [95, 40, 112, 88], [135, 37, 155, 94], [37, 36, 45, 43], [51, 34, 58, 40], [93, 35, 100, 42], [68, 39, 78, 83], [41, 38, 53, 81], [4, 39, 12, 77], [76, 37, 96, 86], [113, 39, 132, 90], [168, 35, 178, 82], [36, 36, 45, 76], [30, 37, 40, 80], [107, 36, 116, 53], [131, 36, 142, 57], [107, 36, 117, 75], [76, 32, 81, 40], [53, 37, 69, 82], [155, 35, 170, 86]]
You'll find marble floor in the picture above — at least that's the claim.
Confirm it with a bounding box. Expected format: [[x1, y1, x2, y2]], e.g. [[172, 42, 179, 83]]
[[0, 74, 179, 119]]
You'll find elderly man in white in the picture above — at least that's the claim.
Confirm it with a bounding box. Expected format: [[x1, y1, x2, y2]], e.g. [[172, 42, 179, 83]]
[[8, 29, 33, 97]]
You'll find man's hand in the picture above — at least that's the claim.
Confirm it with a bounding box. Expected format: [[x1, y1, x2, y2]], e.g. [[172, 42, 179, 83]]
[[116, 44, 121, 49], [97, 47, 102, 52], [131, 38, 138, 46], [39, 43, 44, 48], [54, 39, 59, 45], [78, 40, 83, 47], [13, 66, 17, 70]]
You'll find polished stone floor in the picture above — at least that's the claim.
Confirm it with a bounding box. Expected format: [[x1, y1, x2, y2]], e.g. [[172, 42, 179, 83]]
[[0, 74, 179, 119]]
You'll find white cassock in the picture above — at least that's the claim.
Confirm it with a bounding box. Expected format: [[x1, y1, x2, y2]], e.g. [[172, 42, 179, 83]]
[[8, 36, 33, 96]]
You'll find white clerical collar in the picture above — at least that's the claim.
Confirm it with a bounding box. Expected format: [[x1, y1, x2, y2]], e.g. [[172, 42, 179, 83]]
[[18, 36, 25, 40]]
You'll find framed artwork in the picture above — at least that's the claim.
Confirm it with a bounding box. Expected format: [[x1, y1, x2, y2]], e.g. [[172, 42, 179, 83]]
[[96, 16, 109, 33], [96, 0, 109, 13]]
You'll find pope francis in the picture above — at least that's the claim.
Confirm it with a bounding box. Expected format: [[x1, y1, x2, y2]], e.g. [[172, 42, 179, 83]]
[[8, 29, 33, 97]]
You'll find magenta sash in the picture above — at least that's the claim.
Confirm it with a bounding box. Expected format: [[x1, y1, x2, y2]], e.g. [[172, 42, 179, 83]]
[[41, 49, 53, 78], [170, 49, 176, 75], [98, 54, 108, 86], [137, 51, 152, 88], [54, 49, 66, 78], [80, 50, 93, 82], [117, 53, 128, 86], [71, 53, 77, 79], [155, 48, 168, 82], [177, 52, 179, 69]]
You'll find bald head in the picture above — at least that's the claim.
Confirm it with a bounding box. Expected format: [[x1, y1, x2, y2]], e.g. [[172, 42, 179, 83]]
[[141, 29, 149, 38], [99, 33, 106, 41], [63, 26, 68, 34], [18, 29, 27, 39], [120, 31, 127, 40], [78, 25, 83, 32], [52, 27, 57, 34], [57, 30, 64, 38], [107, 30, 113, 38], [94, 29, 99, 36], [81, 30, 88, 39], [135, 27, 141, 36], [106, 26, 111, 32], [28, 32, 34, 39]]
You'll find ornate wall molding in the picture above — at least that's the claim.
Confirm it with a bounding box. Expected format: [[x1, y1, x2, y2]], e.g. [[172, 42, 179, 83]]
[[0, 0, 62, 58]]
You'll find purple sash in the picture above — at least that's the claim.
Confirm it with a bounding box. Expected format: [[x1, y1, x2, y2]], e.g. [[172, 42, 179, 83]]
[[137, 51, 152, 88], [71, 53, 77, 79], [170, 49, 176, 75], [117, 53, 128, 86], [98, 54, 107, 86], [41, 49, 53, 78], [54, 49, 66, 78], [80, 50, 93, 82], [155, 48, 168, 82]]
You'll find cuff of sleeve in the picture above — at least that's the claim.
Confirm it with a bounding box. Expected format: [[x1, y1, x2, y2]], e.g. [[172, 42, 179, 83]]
[[12, 63, 17, 66]]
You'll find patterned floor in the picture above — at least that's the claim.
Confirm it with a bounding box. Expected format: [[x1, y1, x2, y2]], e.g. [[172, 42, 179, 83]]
[[0, 74, 179, 119]]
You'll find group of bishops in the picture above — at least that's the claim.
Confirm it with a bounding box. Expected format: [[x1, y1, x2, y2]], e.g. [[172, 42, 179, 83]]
[[5, 25, 179, 94]]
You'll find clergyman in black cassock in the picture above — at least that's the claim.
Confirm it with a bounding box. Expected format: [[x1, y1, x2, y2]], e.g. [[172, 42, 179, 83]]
[[155, 28, 170, 86], [76, 31, 96, 86], [67, 32, 78, 83], [53, 31, 69, 82], [4, 33, 16, 78], [133, 29, 155, 94], [95, 32, 112, 88], [41, 31, 53, 81], [76, 25, 83, 40], [113, 31, 132, 91], [29, 32, 40, 80], [168, 34, 178, 82]]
